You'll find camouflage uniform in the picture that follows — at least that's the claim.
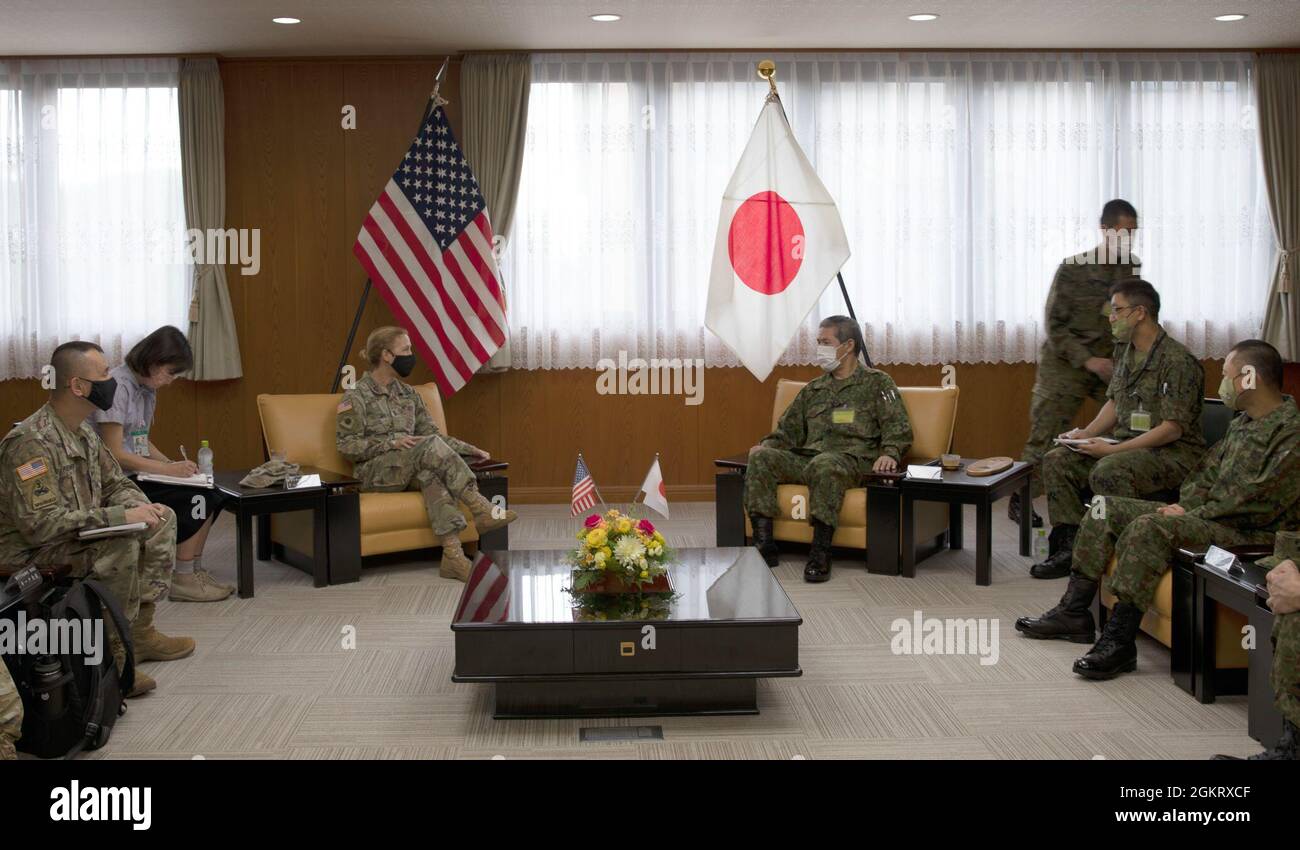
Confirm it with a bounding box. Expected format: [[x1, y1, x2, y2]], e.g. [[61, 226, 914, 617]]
[[1071, 398, 1300, 613], [1043, 328, 1205, 526], [1258, 531, 1300, 727], [0, 663, 19, 758], [744, 365, 913, 528], [0, 404, 176, 627], [336, 373, 482, 536], [1021, 252, 1140, 496]]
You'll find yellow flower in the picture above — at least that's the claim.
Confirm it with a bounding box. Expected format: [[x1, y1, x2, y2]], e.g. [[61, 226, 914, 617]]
[[652, 531, 665, 543], [586, 528, 607, 547], [639, 570, 649, 579], [600, 546, 612, 559], [615, 518, 632, 534], [576, 529, 587, 540], [606, 509, 621, 519]]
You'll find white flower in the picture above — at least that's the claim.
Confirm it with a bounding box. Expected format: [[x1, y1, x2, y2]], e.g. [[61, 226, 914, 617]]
[[614, 535, 646, 566]]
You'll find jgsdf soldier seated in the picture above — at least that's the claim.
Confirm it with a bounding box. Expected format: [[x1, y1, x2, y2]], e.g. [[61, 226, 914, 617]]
[[1016, 340, 1300, 695], [745, 316, 912, 583], [1030, 278, 1206, 579], [0, 341, 193, 698], [336, 326, 516, 582]]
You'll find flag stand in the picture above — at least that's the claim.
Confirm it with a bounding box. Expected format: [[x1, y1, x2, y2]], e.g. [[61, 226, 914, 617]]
[[331, 55, 452, 393]]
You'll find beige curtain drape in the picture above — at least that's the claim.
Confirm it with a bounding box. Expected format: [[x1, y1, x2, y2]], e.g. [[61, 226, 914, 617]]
[[460, 53, 531, 372], [180, 57, 243, 379], [1257, 53, 1300, 361]]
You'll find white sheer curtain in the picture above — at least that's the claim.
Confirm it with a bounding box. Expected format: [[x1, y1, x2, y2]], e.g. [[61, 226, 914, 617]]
[[0, 58, 189, 379], [501, 52, 1274, 368]]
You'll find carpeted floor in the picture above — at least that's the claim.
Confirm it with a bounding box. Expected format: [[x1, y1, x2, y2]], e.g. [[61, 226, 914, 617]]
[[88, 498, 1263, 760]]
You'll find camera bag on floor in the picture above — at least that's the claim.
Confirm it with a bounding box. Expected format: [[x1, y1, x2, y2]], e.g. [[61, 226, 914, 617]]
[[0, 570, 135, 759]]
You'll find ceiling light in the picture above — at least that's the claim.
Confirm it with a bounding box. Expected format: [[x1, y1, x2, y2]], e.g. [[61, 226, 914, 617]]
[[272, 17, 301, 25], [1214, 14, 1246, 21], [591, 13, 621, 22], [908, 13, 939, 21]]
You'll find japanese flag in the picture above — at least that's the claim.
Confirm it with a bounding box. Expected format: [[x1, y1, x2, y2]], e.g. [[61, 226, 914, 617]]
[[638, 456, 669, 519], [705, 96, 850, 382]]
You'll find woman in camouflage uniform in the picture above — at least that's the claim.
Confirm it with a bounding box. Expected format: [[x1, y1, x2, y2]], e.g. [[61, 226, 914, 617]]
[[336, 327, 515, 581]]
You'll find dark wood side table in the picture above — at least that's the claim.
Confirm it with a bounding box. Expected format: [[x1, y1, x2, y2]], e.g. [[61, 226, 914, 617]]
[[1172, 551, 1283, 748], [898, 460, 1032, 586], [216, 468, 358, 598]]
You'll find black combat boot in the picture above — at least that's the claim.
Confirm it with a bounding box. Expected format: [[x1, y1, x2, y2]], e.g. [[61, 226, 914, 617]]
[[1015, 572, 1098, 643], [1072, 601, 1144, 680], [749, 513, 780, 568], [1007, 492, 1044, 527], [804, 520, 834, 583], [1030, 524, 1077, 579], [1212, 719, 1299, 760]]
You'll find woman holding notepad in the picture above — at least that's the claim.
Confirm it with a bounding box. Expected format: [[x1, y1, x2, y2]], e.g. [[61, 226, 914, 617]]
[[94, 326, 232, 602]]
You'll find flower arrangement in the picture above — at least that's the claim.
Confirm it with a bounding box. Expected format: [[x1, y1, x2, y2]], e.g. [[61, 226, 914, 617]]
[[568, 509, 673, 594]]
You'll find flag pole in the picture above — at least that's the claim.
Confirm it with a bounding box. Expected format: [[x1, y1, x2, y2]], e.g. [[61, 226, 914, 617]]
[[332, 56, 454, 393], [757, 59, 872, 370]]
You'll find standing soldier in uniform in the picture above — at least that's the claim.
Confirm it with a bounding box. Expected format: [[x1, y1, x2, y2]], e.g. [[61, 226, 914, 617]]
[[1016, 341, 1299, 692], [1012, 200, 1141, 529], [1028, 278, 1206, 579], [0, 664, 19, 759], [745, 316, 913, 583], [0, 341, 194, 698], [336, 327, 517, 582]]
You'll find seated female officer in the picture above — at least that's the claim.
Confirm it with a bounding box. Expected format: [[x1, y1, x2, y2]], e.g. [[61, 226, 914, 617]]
[[745, 316, 913, 583], [336, 326, 517, 582], [94, 325, 232, 602]]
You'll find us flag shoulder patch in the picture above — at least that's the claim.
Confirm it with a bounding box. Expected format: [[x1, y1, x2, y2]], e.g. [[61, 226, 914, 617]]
[[16, 457, 48, 481], [337, 400, 353, 413]]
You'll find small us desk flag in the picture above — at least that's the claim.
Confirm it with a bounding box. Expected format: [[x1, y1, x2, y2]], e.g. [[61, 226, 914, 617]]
[[571, 455, 599, 517], [353, 91, 508, 397]]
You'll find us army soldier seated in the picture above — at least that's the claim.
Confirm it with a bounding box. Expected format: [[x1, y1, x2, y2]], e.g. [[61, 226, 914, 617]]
[[1030, 278, 1206, 579], [745, 316, 912, 583], [336, 326, 517, 582], [0, 341, 193, 698], [1016, 340, 1300, 689]]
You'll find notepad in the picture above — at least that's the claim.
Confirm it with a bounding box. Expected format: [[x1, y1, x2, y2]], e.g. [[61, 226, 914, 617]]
[[1053, 437, 1120, 448], [136, 472, 214, 488], [78, 522, 148, 539], [905, 465, 943, 480]]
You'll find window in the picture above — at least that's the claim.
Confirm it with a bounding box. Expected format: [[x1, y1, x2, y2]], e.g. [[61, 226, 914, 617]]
[[0, 58, 189, 380], [501, 52, 1274, 368]]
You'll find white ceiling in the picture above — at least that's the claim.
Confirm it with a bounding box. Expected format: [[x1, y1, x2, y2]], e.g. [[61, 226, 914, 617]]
[[1, 0, 1297, 57]]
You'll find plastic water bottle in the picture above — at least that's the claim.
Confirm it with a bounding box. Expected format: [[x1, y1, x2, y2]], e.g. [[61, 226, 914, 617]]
[[197, 440, 214, 477], [1032, 527, 1050, 560]]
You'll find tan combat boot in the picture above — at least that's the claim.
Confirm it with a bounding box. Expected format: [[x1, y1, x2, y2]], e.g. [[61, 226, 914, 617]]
[[439, 534, 473, 582], [131, 602, 195, 662], [464, 488, 517, 534], [125, 669, 157, 699], [170, 569, 232, 602]]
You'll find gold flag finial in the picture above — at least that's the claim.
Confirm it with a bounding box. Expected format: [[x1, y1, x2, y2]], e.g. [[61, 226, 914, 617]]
[[757, 59, 778, 96]]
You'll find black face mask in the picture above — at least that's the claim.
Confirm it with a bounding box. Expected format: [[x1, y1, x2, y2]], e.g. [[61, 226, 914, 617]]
[[390, 354, 417, 378], [77, 377, 118, 412]]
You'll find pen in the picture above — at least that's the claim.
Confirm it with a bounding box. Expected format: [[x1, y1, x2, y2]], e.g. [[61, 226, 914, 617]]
[[179, 445, 189, 462]]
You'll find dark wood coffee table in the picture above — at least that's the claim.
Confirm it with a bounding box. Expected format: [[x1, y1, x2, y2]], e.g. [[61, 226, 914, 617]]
[[451, 547, 802, 718], [898, 460, 1032, 585]]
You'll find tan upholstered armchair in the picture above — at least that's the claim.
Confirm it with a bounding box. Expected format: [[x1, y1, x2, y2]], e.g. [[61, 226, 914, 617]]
[[256, 383, 508, 572], [715, 379, 960, 566]]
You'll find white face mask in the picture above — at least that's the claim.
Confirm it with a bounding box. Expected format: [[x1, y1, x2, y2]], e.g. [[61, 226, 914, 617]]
[[816, 342, 848, 372]]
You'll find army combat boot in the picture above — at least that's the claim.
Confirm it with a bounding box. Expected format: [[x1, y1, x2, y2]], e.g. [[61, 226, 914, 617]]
[[1030, 524, 1077, 579], [109, 633, 158, 698], [1007, 492, 1043, 527], [804, 520, 834, 583], [1213, 719, 1298, 760], [439, 534, 473, 582], [464, 487, 517, 534], [1072, 601, 1143, 680], [126, 669, 157, 699], [1015, 572, 1098, 643], [749, 514, 779, 567], [131, 602, 195, 662]]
